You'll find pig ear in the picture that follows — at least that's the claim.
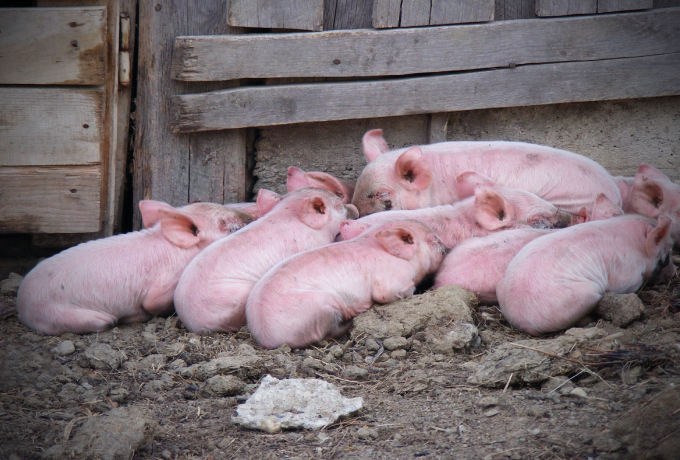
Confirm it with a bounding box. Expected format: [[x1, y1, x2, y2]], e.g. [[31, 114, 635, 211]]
[[363, 129, 390, 162], [286, 166, 308, 192], [395, 147, 432, 191], [374, 227, 417, 260], [305, 172, 355, 204], [646, 216, 672, 257], [638, 164, 670, 181], [139, 200, 175, 228], [588, 194, 624, 221], [340, 220, 370, 240], [456, 171, 496, 199], [158, 209, 202, 249], [300, 196, 331, 230], [256, 189, 282, 216], [630, 174, 665, 217], [474, 187, 516, 231]]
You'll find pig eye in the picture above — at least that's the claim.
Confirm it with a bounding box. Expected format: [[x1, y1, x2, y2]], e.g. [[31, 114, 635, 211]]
[[380, 192, 389, 199]]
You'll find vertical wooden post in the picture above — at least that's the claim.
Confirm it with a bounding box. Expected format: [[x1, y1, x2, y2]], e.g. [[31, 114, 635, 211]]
[[133, 0, 247, 229]]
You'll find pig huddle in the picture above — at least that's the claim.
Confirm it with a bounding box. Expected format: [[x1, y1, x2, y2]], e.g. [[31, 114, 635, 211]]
[[17, 130, 678, 349]]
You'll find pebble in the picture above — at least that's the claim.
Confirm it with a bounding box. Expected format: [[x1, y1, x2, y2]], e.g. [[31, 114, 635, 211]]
[[569, 388, 588, 398], [527, 428, 541, 436], [205, 375, 245, 396], [53, 340, 76, 356], [478, 396, 499, 408], [391, 349, 407, 359], [342, 365, 368, 380], [484, 408, 500, 417], [365, 339, 380, 352], [83, 343, 126, 370], [329, 345, 345, 357], [357, 427, 379, 439], [0, 273, 23, 295]]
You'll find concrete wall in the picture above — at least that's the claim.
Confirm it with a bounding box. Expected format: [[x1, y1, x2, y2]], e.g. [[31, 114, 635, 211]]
[[253, 96, 680, 195]]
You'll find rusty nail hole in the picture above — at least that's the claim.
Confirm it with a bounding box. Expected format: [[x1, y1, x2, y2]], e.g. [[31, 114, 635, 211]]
[[71, 40, 78, 47], [333, 59, 341, 65], [509, 62, 516, 69], [83, 124, 89, 129], [70, 189, 77, 193], [69, 22, 78, 27], [155, 4, 162, 11]]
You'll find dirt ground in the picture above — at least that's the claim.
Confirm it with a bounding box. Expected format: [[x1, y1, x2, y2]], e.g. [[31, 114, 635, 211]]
[[0, 264, 679, 460]]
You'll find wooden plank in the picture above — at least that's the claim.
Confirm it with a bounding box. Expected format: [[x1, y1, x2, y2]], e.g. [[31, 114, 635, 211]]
[[430, 0, 495, 24], [0, 7, 106, 85], [372, 0, 402, 28], [171, 52, 680, 131], [400, 0, 431, 27], [228, 0, 324, 31], [324, 0, 374, 29], [495, 0, 536, 20], [428, 113, 449, 144], [133, 0, 248, 229], [0, 166, 101, 234], [172, 8, 680, 81], [536, 0, 597, 16], [598, 0, 652, 13], [0, 87, 104, 167]]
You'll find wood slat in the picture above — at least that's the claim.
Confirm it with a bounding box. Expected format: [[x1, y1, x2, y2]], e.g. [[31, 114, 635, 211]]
[[172, 8, 680, 81], [598, 0, 653, 13], [400, 0, 431, 27], [536, 0, 597, 16], [372, 0, 402, 28], [0, 166, 101, 234], [0, 7, 107, 86], [228, 0, 324, 31], [171, 52, 680, 132], [430, 0, 495, 25], [0, 87, 104, 167]]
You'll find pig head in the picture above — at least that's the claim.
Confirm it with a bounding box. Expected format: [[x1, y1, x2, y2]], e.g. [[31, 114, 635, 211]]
[[287, 166, 356, 204]]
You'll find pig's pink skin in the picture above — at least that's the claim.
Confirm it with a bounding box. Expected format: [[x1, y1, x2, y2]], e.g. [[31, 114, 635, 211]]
[[353, 129, 622, 217], [497, 215, 676, 336], [287, 166, 356, 204], [246, 220, 446, 349], [17, 201, 253, 336], [617, 165, 680, 244], [433, 228, 551, 304], [433, 193, 623, 304], [174, 188, 358, 334], [339, 175, 581, 248]]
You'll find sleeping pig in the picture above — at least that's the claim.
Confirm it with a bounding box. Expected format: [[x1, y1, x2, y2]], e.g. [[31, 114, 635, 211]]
[[246, 219, 446, 349], [174, 187, 358, 334], [352, 129, 622, 217], [17, 200, 256, 335], [287, 166, 355, 204], [497, 214, 676, 336]]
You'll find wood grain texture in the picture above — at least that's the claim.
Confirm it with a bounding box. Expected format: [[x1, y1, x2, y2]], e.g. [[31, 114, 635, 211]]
[[536, 0, 596, 16], [428, 113, 449, 144], [228, 0, 324, 31], [430, 0, 495, 24], [171, 52, 680, 131], [598, 0, 653, 12], [325, 0, 374, 30], [495, 0, 536, 20], [0, 7, 107, 85], [0, 166, 101, 233], [172, 8, 680, 81], [372, 0, 402, 28], [133, 0, 248, 229], [0, 87, 104, 167], [400, 0, 431, 27]]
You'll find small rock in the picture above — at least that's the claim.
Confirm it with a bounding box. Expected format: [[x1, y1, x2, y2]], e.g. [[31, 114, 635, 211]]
[[161, 450, 173, 459], [484, 408, 500, 417], [446, 322, 479, 349], [383, 336, 409, 351], [357, 427, 379, 439], [621, 366, 643, 385], [391, 349, 407, 359], [478, 396, 498, 408], [238, 343, 257, 355], [592, 430, 623, 452], [232, 375, 363, 433], [0, 273, 23, 295], [142, 332, 157, 345], [596, 293, 644, 328], [342, 365, 368, 380], [329, 344, 345, 357], [301, 357, 324, 372], [53, 340, 76, 356], [205, 375, 245, 396], [168, 358, 187, 370], [569, 388, 588, 398], [83, 343, 126, 370], [108, 387, 129, 403], [528, 428, 541, 436], [140, 354, 166, 370], [542, 376, 575, 395], [304, 432, 318, 442]]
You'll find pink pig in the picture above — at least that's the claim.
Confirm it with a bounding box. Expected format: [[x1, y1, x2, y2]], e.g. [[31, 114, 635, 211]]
[[246, 219, 447, 349], [17, 200, 256, 335], [352, 129, 622, 217], [339, 172, 581, 248], [497, 214, 676, 336], [287, 166, 356, 204], [434, 193, 624, 303], [615, 164, 680, 245], [174, 188, 358, 334]]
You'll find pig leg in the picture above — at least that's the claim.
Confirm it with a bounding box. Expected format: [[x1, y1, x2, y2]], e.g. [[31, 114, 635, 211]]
[[26, 305, 118, 336]]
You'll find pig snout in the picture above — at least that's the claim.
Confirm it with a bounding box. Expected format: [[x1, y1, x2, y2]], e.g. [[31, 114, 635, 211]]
[[345, 203, 359, 220], [553, 210, 580, 228], [648, 253, 677, 285]]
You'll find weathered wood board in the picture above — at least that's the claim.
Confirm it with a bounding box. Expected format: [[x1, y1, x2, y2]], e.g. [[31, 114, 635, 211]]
[[325, 0, 374, 29], [172, 8, 680, 81], [374, 0, 494, 27], [536, 0, 597, 16], [0, 87, 104, 167], [228, 0, 324, 31], [372, 0, 401, 28], [0, 166, 102, 233], [494, 0, 536, 20], [171, 52, 680, 131], [598, 0, 653, 12], [0, 7, 107, 86]]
